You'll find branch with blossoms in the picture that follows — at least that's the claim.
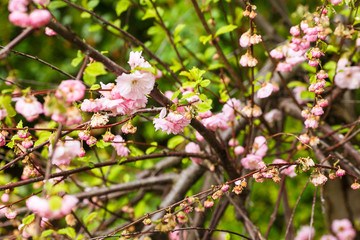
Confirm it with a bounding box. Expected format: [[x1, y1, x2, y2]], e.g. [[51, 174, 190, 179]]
[[1, 0, 360, 239]]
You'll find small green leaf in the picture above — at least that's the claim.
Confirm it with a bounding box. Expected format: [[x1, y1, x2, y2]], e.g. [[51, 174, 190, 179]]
[[0, 95, 16, 117], [199, 35, 212, 45], [171, 90, 181, 101], [200, 79, 211, 87], [214, 24, 238, 38], [22, 214, 35, 225], [49, 196, 62, 211], [48, 0, 67, 10], [58, 227, 76, 239], [142, 8, 157, 20], [16, 120, 23, 129], [84, 212, 98, 225], [167, 136, 184, 149], [287, 81, 308, 88], [83, 72, 96, 85], [41, 229, 54, 238], [129, 145, 144, 157], [146, 146, 157, 154], [34, 131, 52, 147], [90, 84, 101, 91], [85, 62, 107, 76], [116, 0, 131, 16]]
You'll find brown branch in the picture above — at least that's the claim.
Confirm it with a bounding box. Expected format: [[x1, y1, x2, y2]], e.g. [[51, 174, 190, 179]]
[[0, 27, 34, 59]]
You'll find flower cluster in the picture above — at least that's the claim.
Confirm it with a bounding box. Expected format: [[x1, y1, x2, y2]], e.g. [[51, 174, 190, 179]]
[[48, 137, 82, 166], [8, 0, 51, 28], [240, 136, 268, 170], [26, 195, 78, 219]]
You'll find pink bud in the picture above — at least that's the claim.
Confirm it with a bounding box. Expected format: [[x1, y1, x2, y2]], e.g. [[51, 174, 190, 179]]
[[9, 11, 30, 28], [336, 168, 346, 177], [29, 9, 51, 28]]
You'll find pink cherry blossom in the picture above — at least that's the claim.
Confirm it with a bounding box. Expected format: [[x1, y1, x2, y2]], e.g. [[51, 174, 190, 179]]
[[153, 109, 191, 134], [201, 114, 228, 131], [112, 135, 130, 156], [239, 30, 251, 47], [264, 109, 282, 124], [60, 195, 78, 215], [295, 226, 315, 240], [334, 67, 360, 89], [29, 9, 51, 28], [0, 108, 7, 120], [8, 0, 29, 12], [115, 71, 155, 100], [128, 51, 152, 70], [45, 27, 56, 36], [320, 235, 337, 240], [33, 0, 50, 5], [332, 219, 354, 235], [252, 136, 268, 157], [9, 11, 30, 27], [198, 110, 212, 118], [336, 168, 346, 177], [273, 159, 297, 177], [257, 82, 274, 99], [222, 98, 241, 121], [228, 138, 239, 147], [5, 208, 17, 219], [310, 172, 328, 186], [0, 133, 6, 147], [304, 115, 319, 128], [299, 133, 310, 144], [330, 0, 342, 4], [270, 48, 284, 59], [14, 96, 43, 122], [21, 138, 33, 148], [318, 99, 328, 107], [316, 70, 329, 79], [86, 136, 97, 146], [195, 131, 204, 141], [276, 62, 292, 72], [55, 80, 86, 103], [308, 59, 319, 67], [234, 146, 245, 155], [185, 142, 202, 164], [1, 193, 9, 203], [81, 99, 101, 112], [48, 137, 81, 166], [311, 105, 324, 116], [241, 154, 263, 170], [290, 26, 300, 36], [78, 131, 91, 141]]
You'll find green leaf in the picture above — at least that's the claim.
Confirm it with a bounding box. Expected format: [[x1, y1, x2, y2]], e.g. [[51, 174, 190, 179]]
[[219, 88, 229, 103], [199, 35, 212, 45], [22, 214, 35, 225], [197, 99, 213, 112], [90, 84, 101, 90], [16, 120, 23, 129], [85, 62, 107, 76], [145, 146, 157, 154], [142, 8, 157, 20], [129, 145, 144, 157], [200, 79, 210, 87], [96, 140, 111, 148], [71, 51, 85, 67], [34, 131, 52, 147], [171, 90, 181, 101], [83, 72, 96, 85], [301, 62, 316, 73], [84, 212, 98, 225], [214, 24, 238, 38], [58, 227, 76, 239], [116, 0, 131, 16], [49, 196, 62, 211], [0, 95, 16, 117], [167, 136, 184, 149], [41, 229, 54, 238], [88, 0, 100, 9], [48, 0, 67, 10], [300, 91, 315, 100], [318, 40, 328, 53]]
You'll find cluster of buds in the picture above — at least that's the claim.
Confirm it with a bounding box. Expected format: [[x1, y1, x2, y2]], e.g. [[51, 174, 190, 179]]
[[241, 104, 262, 118], [273, 8, 331, 72], [239, 4, 260, 67], [310, 169, 328, 186], [155, 213, 177, 232], [232, 179, 247, 194], [296, 157, 315, 172]]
